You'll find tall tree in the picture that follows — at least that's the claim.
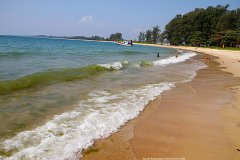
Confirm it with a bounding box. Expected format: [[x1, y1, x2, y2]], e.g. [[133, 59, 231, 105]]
[[152, 25, 161, 44], [138, 32, 146, 42], [145, 30, 152, 43], [159, 31, 167, 44]]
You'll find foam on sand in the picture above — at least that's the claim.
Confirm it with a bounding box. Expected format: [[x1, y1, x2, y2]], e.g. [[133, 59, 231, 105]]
[[134, 51, 197, 68], [0, 82, 175, 160]]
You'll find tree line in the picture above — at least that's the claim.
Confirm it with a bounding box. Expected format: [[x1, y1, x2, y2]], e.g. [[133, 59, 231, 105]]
[[35, 33, 124, 41], [138, 5, 240, 48], [138, 25, 161, 44]]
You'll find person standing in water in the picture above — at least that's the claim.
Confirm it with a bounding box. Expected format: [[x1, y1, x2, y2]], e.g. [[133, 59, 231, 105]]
[[157, 52, 160, 58]]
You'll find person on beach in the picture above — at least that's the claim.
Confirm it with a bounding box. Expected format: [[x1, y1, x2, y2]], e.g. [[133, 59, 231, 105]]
[[157, 52, 160, 58]]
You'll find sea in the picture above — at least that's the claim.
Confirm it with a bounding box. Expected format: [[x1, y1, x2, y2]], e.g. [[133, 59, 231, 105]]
[[0, 35, 206, 159]]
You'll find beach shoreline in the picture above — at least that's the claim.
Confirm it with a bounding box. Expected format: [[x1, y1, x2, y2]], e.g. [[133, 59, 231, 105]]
[[82, 46, 240, 160], [134, 43, 240, 77]]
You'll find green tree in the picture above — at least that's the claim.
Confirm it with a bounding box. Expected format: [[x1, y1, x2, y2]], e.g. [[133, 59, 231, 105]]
[[189, 31, 207, 46], [163, 4, 239, 47], [221, 30, 240, 47], [165, 14, 183, 45], [216, 11, 237, 31], [138, 32, 146, 42], [152, 25, 161, 44], [159, 31, 167, 44], [210, 30, 240, 47], [109, 33, 123, 41], [145, 30, 152, 43]]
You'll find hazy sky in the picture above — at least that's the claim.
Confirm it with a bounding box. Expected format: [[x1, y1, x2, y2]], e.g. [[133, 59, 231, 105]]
[[0, 0, 239, 39]]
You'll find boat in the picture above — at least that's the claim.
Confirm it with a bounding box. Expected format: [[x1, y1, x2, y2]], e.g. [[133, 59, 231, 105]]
[[116, 40, 133, 46]]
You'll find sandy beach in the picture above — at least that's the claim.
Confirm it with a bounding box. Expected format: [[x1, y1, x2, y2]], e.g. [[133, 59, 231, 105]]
[[2, 1, 240, 159], [83, 46, 240, 160]]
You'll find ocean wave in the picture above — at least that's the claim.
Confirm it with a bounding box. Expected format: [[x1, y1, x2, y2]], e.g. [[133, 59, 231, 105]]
[[139, 61, 153, 67], [0, 82, 175, 160], [177, 49, 183, 53], [98, 61, 128, 70], [153, 51, 197, 66], [134, 51, 196, 68], [0, 64, 121, 95], [0, 50, 196, 95]]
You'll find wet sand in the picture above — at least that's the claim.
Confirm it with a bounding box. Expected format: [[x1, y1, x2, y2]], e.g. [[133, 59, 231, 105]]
[[82, 54, 240, 160]]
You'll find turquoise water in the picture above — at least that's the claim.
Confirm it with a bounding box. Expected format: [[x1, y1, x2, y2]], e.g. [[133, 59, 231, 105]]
[[0, 36, 172, 81], [0, 36, 205, 159]]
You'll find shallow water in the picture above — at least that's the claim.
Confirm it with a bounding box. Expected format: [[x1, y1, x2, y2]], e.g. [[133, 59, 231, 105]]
[[0, 36, 206, 159]]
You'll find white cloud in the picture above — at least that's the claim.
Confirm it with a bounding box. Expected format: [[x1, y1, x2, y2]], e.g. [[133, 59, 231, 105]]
[[79, 15, 93, 23]]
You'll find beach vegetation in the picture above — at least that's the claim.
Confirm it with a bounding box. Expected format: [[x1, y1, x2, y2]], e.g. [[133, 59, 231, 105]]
[[109, 32, 123, 41], [163, 5, 240, 48], [138, 25, 161, 44], [35, 35, 106, 41], [35, 33, 125, 42], [145, 29, 152, 43], [138, 32, 146, 42], [138, 5, 240, 48], [152, 25, 161, 44], [189, 31, 208, 46], [69, 36, 105, 41]]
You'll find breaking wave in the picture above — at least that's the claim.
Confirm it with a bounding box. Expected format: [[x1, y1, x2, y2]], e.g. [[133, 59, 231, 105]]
[[0, 61, 128, 95], [153, 51, 197, 66], [0, 82, 175, 160]]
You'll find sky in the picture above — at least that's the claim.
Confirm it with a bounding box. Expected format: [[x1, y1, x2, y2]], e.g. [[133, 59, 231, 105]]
[[0, 0, 239, 39]]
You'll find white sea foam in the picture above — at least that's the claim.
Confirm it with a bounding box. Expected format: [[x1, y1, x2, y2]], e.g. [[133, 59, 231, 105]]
[[180, 60, 207, 83], [98, 61, 128, 70], [177, 49, 183, 53], [0, 82, 175, 160], [153, 51, 197, 66]]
